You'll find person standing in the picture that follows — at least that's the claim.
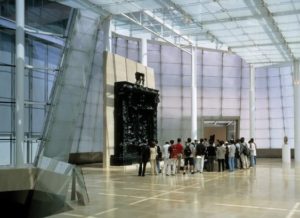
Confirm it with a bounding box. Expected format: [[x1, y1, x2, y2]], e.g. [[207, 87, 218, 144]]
[[216, 141, 226, 172], [207, 140, 216, 172], [195, 139, 206, 173], [183, 138, 195, 175], [228, 140, 236, 172], [168, 140, 177, 175], [138, 140, 150, 176], [162, 141, 170, 175], [155, 140, 162, 173], [240, 137, 249, 169], [149, 140, 158, 175], [175, 138, 183, 173], [249, 138, 257, 167]]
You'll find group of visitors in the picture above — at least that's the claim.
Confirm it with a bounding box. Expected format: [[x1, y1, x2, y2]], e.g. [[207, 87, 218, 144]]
[[137, 137, 257, 176]]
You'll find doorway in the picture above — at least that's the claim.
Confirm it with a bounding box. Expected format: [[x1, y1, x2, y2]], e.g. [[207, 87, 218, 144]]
[[201, 117, 239, 142]]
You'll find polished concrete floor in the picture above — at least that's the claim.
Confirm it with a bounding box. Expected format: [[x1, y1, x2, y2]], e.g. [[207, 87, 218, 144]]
[[49, 159, 300, 218]]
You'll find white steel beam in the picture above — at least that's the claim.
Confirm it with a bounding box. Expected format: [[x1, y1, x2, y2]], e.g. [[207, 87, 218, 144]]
[[249, 65, 255, 140], [143, 10, 193, 45], [191, 47, 197, 140], [164, 0, 227, 51], [121, 13, 191, 54], [294, 59, 300, 164]]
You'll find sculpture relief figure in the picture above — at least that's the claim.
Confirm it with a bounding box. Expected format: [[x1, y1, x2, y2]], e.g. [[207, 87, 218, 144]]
[[282, 136, 291, 164]]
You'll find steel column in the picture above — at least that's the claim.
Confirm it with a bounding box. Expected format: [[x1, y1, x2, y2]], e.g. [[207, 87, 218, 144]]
[[15, 0, 25, 166]]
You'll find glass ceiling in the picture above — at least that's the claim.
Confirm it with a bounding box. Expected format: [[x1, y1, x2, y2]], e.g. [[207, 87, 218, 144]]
[[55, 0, 300, 66]]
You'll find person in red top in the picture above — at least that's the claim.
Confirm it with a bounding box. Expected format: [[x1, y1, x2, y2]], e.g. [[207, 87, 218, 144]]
[[168, 140, 177, 175], [175, 138, 183, 173]]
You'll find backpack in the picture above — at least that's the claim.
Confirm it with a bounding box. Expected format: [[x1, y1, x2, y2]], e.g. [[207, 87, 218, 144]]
[[184, 145, 192, 157], [243, 144, 250, 156], [157, 145, 162, 159], [235, 145, 240, 158]]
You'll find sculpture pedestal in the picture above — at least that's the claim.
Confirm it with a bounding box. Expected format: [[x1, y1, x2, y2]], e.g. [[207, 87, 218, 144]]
[[282, 144, 291, 164]]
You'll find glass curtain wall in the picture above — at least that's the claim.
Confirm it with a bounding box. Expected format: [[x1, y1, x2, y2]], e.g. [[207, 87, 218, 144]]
[[0, 29, 63, 165]]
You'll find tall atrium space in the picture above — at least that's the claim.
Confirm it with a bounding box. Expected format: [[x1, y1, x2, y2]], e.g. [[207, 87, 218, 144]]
[[0, 0, 300, 217]]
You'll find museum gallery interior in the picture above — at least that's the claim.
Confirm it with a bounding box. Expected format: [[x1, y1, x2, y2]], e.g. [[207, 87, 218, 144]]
[[1, 0, 300, 217]]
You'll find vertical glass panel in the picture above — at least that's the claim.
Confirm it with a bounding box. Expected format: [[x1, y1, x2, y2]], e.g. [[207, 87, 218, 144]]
[[0, 67, 12, 99], [32, 41, 46, 68], [32, 108, 45, 133], [0, 105, 11, 132], [0, 137, 11, 165], [32, 71, 46, 102], [0, 32, 13, 64]]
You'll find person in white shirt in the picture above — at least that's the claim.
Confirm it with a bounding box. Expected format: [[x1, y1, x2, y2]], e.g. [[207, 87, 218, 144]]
[[149, 141, 158, 175], [249, 138, 257, 167], [162, 141, 171, 175]]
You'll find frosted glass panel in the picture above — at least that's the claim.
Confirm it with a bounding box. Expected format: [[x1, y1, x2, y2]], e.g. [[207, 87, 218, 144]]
[[161, 63, 181, 75], [256, 77, 268, 88], [222, 99, 240, 108], [256, 129, 270, 138], [222, 88, 240, 98], [283, 107, 293, 118], [268, 68, 279, 76], [256, 119, 269, 129], [203, 50, 222, 65], [270, 139, 283, 148], [281, 86, 293, 96], [203, 66, 222, 76], [202, 108, 221, 116], [256, 99, 268, 109], [256, 88, 268, 98], [256, 139, 270, 148], [223, 77, 241, 87], [161, 97, 182, 107], [161, 87, 181, 97], [269, 98, 282, 108], [161, 46, 181, 63], [256, 109, 269, 119], [268, 87, 281, 97], [203, 77, 222, 87], [223, 53, 242, 66], [270, 129, 284, 139], [269, 109, 283, 118], [282, 96, 293, 107], [222, 109, 240, 116], [281, 75, 292, 86], [203, 88, 221, 98], [270, 119, 284, 128], [203, 98, 221, 108], [268, 76, 280, 87], [161, 75, 182, 85], [223, 67, 241, 77]]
